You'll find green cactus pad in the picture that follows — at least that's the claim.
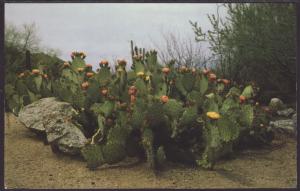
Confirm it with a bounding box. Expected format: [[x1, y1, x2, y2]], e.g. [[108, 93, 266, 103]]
[[71, 57, 86, 68], [106, 125, 130, 145], [156, 83, 167, 97], [134, 61, 145, 73], [239, 104, 254, 128], [199, 75, 209, 95], [81, 144, 105, 170], [163, 99, 184, 119], [187, 90, 203, 106], [15, 80, 28, 96], [182, 73, 195, 92], [203, 97, 219, 113], [95, 67, 111, 86], [217, 115, 240, 142], [92, 101, 115, 117], [241, 85, 254, 99], [61, 69, 79, 84], [179, 106, 198, 127], [72, 89, 86, 109], [156, 146, 166, 167], [101, 142, 127, 165], [5, 84, 16, 97], [27, 89, 39, 103], [146, 102, 166, 125], [216, 83, 225, 93], [220, 97, 239, 114], [142, 128, 155, 169], [175, 76, 188, 96], [86, 80, 101, 104], [131, 109, 145, 130], [135, 78, 148, 96], [226, 87, 241, 98], [209, 125, 222, 148]]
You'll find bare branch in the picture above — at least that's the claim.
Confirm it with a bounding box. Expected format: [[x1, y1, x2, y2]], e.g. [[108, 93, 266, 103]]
[[152, 30, 207, 68]]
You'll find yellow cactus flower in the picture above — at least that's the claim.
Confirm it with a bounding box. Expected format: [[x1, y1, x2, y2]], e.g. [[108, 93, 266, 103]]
[[137, 72, 144, 77], [145, 75, 150, 81], [206, 112, 221, 120]]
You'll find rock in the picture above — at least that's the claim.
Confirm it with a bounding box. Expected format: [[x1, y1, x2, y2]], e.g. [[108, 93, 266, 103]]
[[269, 98, 285, 111], [18, 98, 56, 132], [44, 116, 87, 155], [277, 108, 295, 117], [18, 97, 87, 155], [269, 119, 296, 135], [56, 126, 88, 154]]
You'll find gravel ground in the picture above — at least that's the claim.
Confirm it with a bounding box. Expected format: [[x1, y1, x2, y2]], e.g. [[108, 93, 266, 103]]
[[4, 113, 297, 189]]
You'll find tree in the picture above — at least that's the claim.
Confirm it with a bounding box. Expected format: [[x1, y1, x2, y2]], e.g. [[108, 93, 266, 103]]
[[190, 3, 296, 102], [5, 22, 41, 53], [152, 31, 208, 68], [5, 22, 63, 84]]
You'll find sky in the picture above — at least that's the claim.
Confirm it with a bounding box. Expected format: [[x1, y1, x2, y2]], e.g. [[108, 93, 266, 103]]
[[5, 3, 227, 70]]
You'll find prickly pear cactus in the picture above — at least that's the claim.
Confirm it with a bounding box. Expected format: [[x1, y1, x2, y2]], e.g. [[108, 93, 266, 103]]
[[5, 47, 274, 172]]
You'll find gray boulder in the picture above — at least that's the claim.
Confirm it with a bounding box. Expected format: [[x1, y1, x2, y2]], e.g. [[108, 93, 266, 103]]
[[277, 108, 295, 117], [269, 98, 285, 111], [18, 97, 87, 155]]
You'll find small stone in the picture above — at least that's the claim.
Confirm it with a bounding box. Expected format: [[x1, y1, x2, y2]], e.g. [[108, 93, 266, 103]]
[[277, 108, 295, 117], [269, 98, 285, 111], [269, 119, 295, 135]]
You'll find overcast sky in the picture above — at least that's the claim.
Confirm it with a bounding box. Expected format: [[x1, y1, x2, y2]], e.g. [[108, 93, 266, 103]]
[[5, 3, 227, 69]]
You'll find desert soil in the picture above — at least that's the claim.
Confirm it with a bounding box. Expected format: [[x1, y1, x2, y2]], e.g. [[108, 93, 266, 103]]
[[4, 113, 297, 189]]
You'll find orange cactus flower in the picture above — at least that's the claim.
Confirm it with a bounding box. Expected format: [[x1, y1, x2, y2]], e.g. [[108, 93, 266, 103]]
[[130, 95, 136, 103], [117, 59, 127, 66], [100, 88, 108, 96], [86, 72, 94, 78], [162, 67, 170, 75], [239, 95, 246, 103], [160, 95, 169, 103], [18, 73, 25, 78], [128, 86, 137, 95], [100, 60, 109, 65], [63, 62, 70, 68], [203, 68, 210, 75], [77, 67, 84, 72], [191, 68, 196, 74], [208, 73, 217, 81], [81, 82, 89, 90], [180, 66, 187, 72], [32, 69, 40, 75], [222, 79, 230, 85]]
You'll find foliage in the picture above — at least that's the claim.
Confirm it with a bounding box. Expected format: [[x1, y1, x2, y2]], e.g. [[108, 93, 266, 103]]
[[190, 3, 296, 103]]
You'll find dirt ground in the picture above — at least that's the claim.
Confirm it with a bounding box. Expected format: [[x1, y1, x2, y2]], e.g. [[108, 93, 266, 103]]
[[4, 113, 297, 189]]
